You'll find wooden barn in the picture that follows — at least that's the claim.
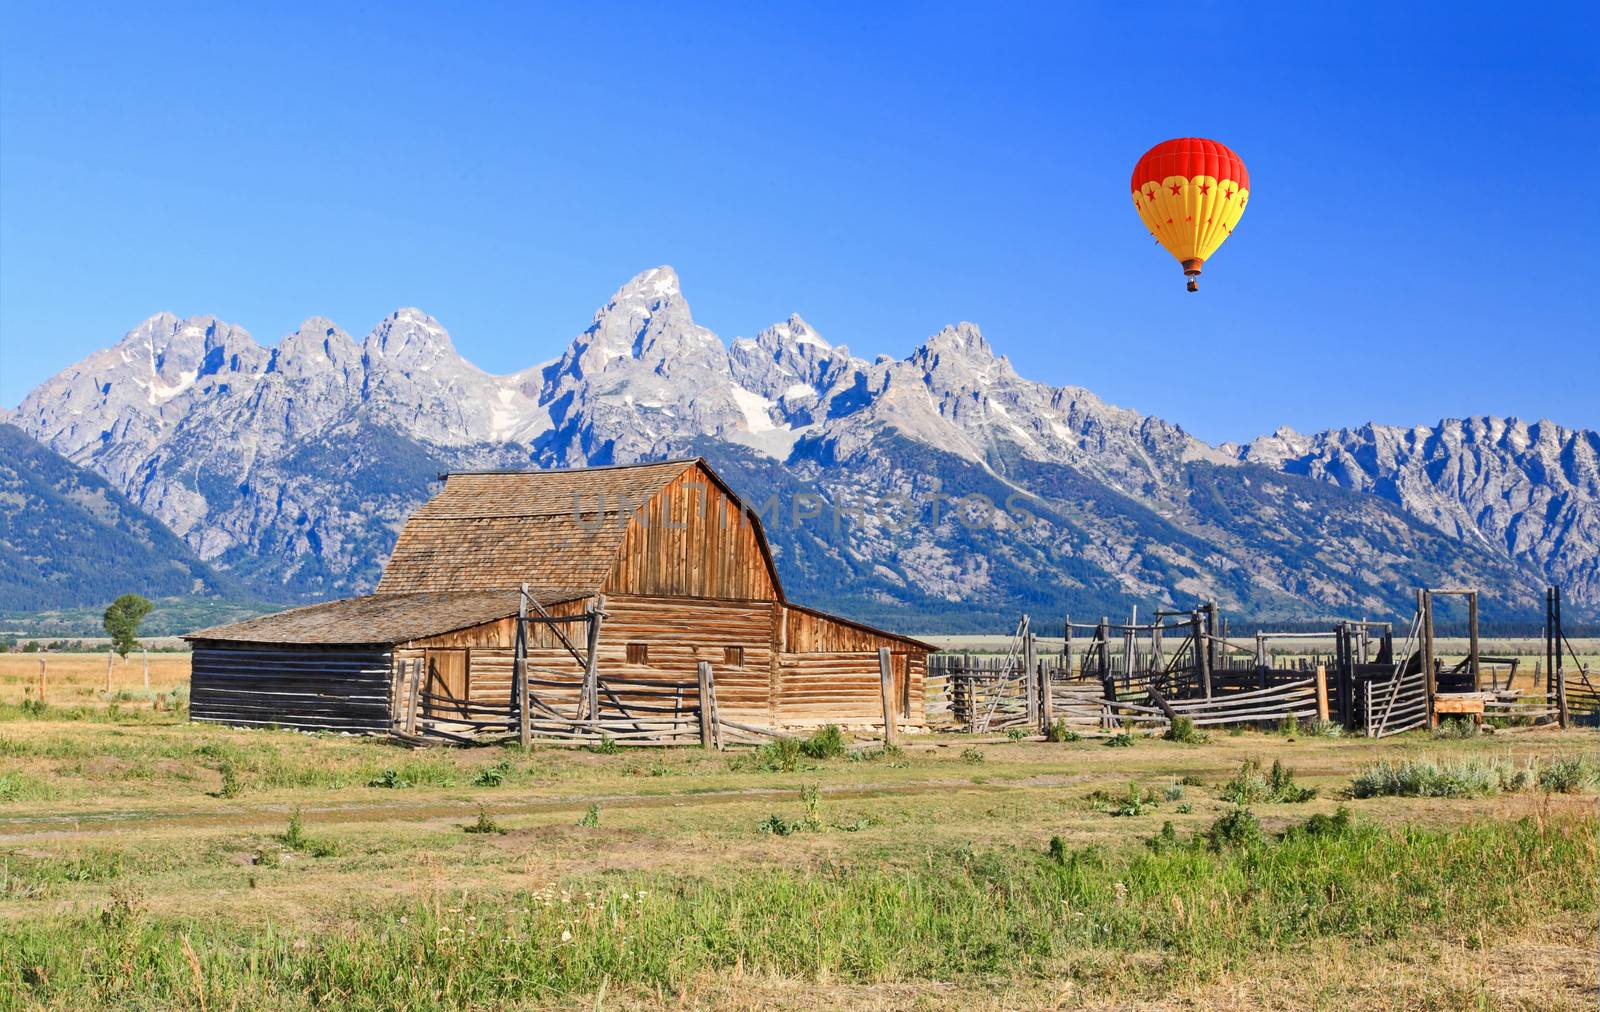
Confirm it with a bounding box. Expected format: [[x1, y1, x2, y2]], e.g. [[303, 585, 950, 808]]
[[187, 459, 934, 739]]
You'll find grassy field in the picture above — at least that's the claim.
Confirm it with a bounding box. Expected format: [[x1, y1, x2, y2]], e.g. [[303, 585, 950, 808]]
[[0, 658, 1594, 1010], [0, 652, 191, 717]]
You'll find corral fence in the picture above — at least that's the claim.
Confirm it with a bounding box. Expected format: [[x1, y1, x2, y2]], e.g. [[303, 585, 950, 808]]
[[932, 589, 1587, 738], [929, 610, 1336, 734]]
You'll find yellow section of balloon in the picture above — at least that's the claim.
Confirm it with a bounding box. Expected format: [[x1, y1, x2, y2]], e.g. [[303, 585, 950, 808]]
[[1131, 175, 1249, 266]]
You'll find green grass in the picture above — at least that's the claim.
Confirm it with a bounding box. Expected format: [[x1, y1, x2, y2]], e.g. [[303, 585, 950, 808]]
[[2, 812, 1590, 1009]]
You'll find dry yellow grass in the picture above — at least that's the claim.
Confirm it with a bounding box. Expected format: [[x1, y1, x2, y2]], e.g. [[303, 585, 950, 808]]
[[0, 651, 191, 706]]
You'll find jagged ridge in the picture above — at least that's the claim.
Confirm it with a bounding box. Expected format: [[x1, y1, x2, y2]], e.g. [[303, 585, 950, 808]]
[[8, 267, 1593, 624]]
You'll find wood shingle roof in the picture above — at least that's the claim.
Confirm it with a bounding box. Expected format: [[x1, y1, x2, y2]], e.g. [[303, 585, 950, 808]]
[[375, 459, 697, 595], [185, 590, 548, 646]]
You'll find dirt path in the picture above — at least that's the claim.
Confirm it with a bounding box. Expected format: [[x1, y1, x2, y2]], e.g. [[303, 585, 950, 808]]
[[0, 778, 988, 842]]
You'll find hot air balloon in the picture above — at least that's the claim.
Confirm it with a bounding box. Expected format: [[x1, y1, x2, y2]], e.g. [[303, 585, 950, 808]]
[[1131, 138, 1249, 292]]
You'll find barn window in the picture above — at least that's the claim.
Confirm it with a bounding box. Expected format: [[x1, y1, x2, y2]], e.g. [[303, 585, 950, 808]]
[[724, 646, 744, 666], [626, 643, 650, 665]]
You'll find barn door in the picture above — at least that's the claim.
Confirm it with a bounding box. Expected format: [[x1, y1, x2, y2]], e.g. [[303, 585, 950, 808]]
[[893, 653, 910, 717], [424, 649, 470, 720]]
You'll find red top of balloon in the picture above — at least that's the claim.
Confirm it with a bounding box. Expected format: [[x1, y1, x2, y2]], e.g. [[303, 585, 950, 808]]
[[1130, 138, 1249, 195]]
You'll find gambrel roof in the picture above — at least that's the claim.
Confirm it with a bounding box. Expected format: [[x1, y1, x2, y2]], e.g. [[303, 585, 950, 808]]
[[374, 458, 784, 600]]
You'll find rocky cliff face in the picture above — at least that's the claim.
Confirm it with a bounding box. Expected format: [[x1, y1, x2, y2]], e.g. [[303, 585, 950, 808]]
[[9, 267, 1591, 625], [1232, 418, 1600, 605]]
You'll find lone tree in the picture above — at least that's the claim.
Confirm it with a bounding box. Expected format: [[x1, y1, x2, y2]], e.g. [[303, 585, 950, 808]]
[[103, 594, 154, 658]]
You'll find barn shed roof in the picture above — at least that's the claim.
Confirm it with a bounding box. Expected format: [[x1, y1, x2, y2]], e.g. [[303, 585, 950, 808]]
[[184, 590, 558, 646], [375, 459, 708, 596]]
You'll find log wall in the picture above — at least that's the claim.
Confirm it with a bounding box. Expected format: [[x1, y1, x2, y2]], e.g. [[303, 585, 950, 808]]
[[392, 595, 930, 730], [779, 605, 928, 727], [190, 643, 395, 733]]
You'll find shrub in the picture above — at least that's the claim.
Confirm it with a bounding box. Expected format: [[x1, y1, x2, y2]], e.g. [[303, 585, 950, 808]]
[[215, 762, 243, 799], [1163, 783, 1186, 802], [279, 809, 337, 857], [1145, 820, 1182, 853], [1308, 719, 1344, 738], [1282, 805, 1355, 841], [961, 748, 986, 765], [472, 761, 512, 787], [1538, 757, 1596, 794], [799, 784, 823, 830], [1267, 759, 1317, 803], [749, 738, 811, 773], [1219, 758, 1316, 804], [1088, 783, 1158, 817], [800, 725, 846, 760], [1205, 807, 1264, 850], [1046, 837, 1106, 869], [758, 785, 824, 836], [1178, 774, 1206, 787], [1046, 835, 1071, 865], [758, 813, 797, 836], [1045, 719, 1080, 743], [1104, 733, 1135, 748], [367, 769, 411, 789], [1163, 716, 1209, 744], [849, 744, 905, 764], [577, 804, 601, 829], [1348, 757, 1544, 799], [19, 699, 47, 718], [1277, 714, 1300, 736], [1432, 718, 1480, 740], [462, 808, 507, 835], [1006, 728, 1027, 741], [589, 737, 621, 755]]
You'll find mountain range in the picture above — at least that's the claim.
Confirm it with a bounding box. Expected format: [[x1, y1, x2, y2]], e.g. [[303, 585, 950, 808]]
[[6, 266, 1596, 631]]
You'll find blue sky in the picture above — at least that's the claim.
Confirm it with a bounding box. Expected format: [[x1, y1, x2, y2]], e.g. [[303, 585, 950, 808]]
[[1, 2, 1595, 442]]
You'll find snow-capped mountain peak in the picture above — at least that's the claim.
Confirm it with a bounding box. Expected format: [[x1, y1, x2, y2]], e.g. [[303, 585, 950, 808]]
[[9, 266, 1595, 615]]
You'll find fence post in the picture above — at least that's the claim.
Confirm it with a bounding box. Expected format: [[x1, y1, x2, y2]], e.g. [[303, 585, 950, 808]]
[[878, 647, 899, 747], [1421, 589, 1437, 728], [516, 584, 531, 748], [38, 658, 46, 703], [1190, 611, 1212, 698], [1034, 633, 1052, 735], [142, 648, 149, 690], [1022, 615, 1037, 728], [1205, 601, 1219, 673], [105, 652, 113, 693], [582, 596, 605, 728], [1554, 586, 1568, 729], [1314, 664, 1329, 722], [1063, 614, 1071, 675], [1467, 592, 1481, 691], [697, 660, 716, 750], [404, 658, 423, 734]]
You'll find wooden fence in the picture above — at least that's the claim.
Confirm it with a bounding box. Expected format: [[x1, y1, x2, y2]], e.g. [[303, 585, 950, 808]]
[[930, 652, 1329, 733]]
